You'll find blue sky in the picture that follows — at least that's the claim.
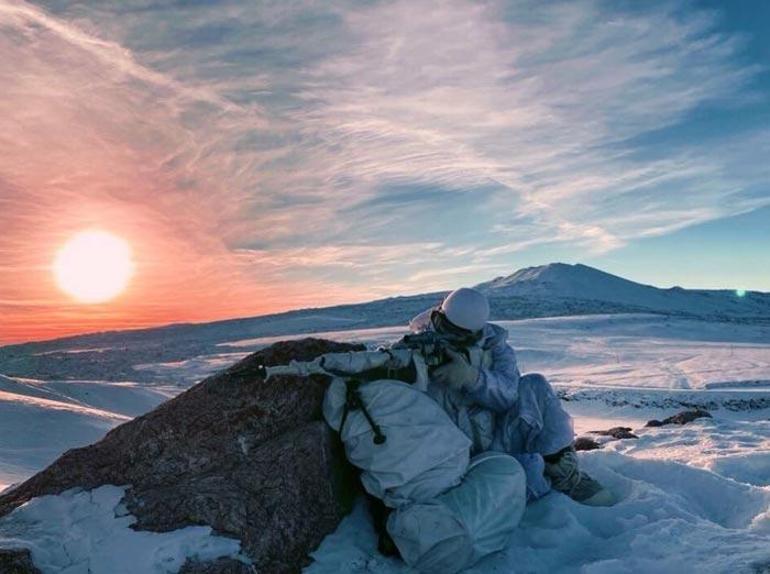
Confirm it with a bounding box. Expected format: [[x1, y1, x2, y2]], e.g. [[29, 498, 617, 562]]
[[1, 0, 769, 340]]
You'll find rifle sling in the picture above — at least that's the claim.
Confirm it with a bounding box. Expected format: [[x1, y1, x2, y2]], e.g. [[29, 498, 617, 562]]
[[339, 379, 387, 445]]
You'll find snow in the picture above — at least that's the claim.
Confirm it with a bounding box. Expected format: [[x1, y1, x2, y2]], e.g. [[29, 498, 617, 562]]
[[308, 419, 770, 574], [603, 417, 770, 486], [0, 375, 174, 491], [0, 312, 769, 572], [219, 325, 406, 350], [503, 314, 770, 390], [134, 352, 250, 384], [0, 391, 127, 491], [0, 375, 178, 417], [0, 485, 244, 573]]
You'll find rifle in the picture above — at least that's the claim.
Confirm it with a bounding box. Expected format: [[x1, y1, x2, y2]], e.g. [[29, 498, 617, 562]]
[[256, 331, 479, 446], [258, 330, 478, 380], [258, 348, 415, 380]]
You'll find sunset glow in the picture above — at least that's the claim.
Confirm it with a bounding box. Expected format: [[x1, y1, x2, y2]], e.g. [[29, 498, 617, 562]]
[[1, 0, 769, 343], [54, 231, 134, 304]]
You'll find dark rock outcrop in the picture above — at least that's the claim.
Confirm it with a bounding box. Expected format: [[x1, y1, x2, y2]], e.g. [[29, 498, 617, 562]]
[[0, 548, 41, 574], [180, 557, 256, 574], [646, 409, 713, 427], [590, 426, 639, 440], [575, 426, 639, 451], [0, 338, 363, 573], [574, 437, 602, 451]]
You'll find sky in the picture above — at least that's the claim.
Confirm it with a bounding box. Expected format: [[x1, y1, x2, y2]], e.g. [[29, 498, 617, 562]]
[[1, 0, 769, 343]]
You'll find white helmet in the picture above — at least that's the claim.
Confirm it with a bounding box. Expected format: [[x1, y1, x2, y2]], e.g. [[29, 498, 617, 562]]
[[439, 287, 490, 332]]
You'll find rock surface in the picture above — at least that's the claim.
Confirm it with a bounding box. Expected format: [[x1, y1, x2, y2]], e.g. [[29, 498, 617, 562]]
[[0, 338, 362, 573], [0, 548, 41, 574], [574, 437, 602, 451], [575, 426, 639, 451], [590, 426, 639, 440], [180, 557, 256, 574], [646, 409, 713, 427]]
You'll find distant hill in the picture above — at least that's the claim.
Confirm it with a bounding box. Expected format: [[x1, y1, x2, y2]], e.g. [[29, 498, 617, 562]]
[[475, 263, 770, 318], [0, 263, 767, 381]]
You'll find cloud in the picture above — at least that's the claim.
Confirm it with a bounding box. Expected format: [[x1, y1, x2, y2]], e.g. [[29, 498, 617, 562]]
[[291, 0, 767, 251], [1, 0, 768, 341]]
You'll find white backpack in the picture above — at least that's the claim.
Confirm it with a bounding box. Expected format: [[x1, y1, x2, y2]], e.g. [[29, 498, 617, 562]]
[[323, 378, 472, 508]]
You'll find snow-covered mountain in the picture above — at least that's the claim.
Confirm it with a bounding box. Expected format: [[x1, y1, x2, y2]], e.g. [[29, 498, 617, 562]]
[[476, 262, 770, 318]]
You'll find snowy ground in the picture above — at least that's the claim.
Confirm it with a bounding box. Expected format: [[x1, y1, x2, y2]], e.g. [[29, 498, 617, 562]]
[[0, 486, 243, 573], [220, 314, 770, 390], [0, 375, 178, 490], [1, 313, 769, 572], [308, 443, 770, 574]]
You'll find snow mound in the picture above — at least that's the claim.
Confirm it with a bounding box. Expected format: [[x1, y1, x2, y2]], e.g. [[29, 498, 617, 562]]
[[0, 485, 243, 573]]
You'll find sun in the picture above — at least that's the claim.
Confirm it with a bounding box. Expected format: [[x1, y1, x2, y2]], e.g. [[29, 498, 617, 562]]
[[54, 230, 134, 303]]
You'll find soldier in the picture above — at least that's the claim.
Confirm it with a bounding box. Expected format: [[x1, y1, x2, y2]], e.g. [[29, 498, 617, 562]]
[[405, 287, 614, 506]]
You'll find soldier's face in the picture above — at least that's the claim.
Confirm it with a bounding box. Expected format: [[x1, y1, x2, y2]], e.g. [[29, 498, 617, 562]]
[[430, 310, 483, 353], [431, 309, 467, 337]]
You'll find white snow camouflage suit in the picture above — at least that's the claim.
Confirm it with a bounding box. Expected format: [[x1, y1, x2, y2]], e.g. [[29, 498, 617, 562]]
[[406, 308, 575, 499], [322, 373, 527, 573]]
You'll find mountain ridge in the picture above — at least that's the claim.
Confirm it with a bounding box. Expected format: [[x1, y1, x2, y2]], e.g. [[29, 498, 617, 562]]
[[474, 262, 768, 318], [0, 262, 768, 382], [4, 262, 768, 351]]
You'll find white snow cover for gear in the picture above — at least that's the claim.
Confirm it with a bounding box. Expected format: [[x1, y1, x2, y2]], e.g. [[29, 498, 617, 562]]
[[440, 287, 490, 332], [322, 378, 472, 508], [386, 452, 527, 574], [265, 349, 414, 380]]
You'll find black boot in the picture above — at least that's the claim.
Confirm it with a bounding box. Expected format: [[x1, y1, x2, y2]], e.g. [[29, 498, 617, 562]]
[[367, 494, 400, 557], [543, 446, 615, 506]]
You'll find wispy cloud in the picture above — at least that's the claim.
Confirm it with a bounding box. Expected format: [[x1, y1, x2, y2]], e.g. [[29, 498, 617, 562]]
[[291, 0, 767, 251], [1, 0, 768, 341]]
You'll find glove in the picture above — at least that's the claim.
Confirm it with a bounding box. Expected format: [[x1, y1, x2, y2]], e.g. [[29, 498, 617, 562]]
[[432, 348, 480, 391]]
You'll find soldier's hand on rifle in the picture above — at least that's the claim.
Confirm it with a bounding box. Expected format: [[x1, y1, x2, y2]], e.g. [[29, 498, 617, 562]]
[[432, 348, 480, 391]]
